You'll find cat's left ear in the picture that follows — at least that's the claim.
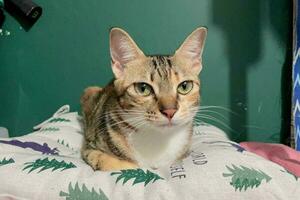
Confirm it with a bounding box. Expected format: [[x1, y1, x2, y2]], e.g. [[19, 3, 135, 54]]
[[174, 27, 207, 74]]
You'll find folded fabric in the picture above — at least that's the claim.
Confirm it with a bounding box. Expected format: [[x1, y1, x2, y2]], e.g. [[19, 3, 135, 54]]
[[240, 142, 300, 177]]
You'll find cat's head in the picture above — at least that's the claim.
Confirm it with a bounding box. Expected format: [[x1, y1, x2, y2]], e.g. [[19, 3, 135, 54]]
[[110, 27, 207, 129]]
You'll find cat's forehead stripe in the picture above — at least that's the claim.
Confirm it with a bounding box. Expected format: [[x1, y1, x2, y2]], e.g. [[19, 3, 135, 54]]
[[150, 55, 173, 79], [151, 58, 157, 69], [166, 58, 172, 68], [150, 72, 154, 82], [157, 68, 163, 78], [157, 56, 165, 66]]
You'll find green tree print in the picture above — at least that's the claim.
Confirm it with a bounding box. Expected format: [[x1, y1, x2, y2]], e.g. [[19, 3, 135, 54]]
[[223, 164, 272, 191], [111, 168, 164, 186], [39, 127, 60, 132], [281, 169, 299, 181], [59, 182, 108, 200], [0, 157, 14, 166], [23, 157, 76, 173], [57, 139, 70, 147], [49, 118, 70, 123], [57, 139, 78, 153]]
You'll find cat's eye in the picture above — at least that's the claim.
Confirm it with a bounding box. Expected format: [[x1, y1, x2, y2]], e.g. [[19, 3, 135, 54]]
[[177, 81, 193, 95], [134, 82, 152, 96]]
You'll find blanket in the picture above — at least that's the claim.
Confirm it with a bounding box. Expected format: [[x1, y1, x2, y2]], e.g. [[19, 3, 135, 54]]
[[0, 105, 299, 200]]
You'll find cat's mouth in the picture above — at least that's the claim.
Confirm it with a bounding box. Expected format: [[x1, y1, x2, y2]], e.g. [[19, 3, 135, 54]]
[[146, 118, 184, 128], [156, 121, 177, 128], [157, 124, 172, 127]]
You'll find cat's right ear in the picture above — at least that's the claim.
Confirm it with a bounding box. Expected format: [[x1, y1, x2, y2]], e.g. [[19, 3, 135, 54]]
[[110, 28, 145, 79]]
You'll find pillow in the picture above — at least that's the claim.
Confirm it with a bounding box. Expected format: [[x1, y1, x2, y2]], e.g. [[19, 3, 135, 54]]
[[0, 105, 299, 200]]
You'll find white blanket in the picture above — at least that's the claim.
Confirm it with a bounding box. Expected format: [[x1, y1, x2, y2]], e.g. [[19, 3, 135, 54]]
[[0, 106, 299, 200]]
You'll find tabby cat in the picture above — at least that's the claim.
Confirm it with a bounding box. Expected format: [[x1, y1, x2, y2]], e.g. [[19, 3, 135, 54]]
[[81, 27, 207, 171]]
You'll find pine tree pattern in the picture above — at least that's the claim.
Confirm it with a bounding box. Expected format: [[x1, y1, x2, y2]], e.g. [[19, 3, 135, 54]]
[[39, 127, 60, 132], [281, 169, 299, 181], [59, 182, 109, 200], [0, 157, 15, 166], [223, 164, 272, 191], [57, 139, 78, 153], [23, 157, 76, 173], [57, 139, 70, 147], [111, 169, 164, 186], [49, 118, 70, 123]]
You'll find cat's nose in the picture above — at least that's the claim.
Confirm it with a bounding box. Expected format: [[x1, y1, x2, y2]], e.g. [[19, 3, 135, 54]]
[[160, 109, 177, 120]]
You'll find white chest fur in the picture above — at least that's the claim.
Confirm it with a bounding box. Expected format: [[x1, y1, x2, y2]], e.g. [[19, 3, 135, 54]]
[[129, 126, 191, 168]]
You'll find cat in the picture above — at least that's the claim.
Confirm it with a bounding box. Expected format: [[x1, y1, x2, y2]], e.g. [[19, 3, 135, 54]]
[[81, 27, 207, 171]]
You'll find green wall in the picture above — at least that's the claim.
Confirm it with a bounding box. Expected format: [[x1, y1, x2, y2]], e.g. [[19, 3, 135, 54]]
[[0, 0, 292, 143]]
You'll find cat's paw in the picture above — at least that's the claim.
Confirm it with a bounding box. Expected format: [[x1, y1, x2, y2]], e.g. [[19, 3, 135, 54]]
[[83, 149, 138, 171], [100, 160, 138, 171]]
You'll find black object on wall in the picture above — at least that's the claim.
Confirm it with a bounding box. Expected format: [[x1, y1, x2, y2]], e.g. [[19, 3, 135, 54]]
[[0, 9, 4, 28], [3, 0, 42, 30]]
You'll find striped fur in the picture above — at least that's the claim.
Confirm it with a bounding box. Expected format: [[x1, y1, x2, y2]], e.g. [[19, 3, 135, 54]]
[[81, 27, 207, 171]]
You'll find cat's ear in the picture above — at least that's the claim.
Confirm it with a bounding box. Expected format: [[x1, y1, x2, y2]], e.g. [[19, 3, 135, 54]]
[[174, 27, 207, 74], [110, 28, 145, 78]]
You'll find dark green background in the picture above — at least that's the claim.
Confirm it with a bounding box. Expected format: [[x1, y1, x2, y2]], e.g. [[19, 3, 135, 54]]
[[0, 0, 292, 142]]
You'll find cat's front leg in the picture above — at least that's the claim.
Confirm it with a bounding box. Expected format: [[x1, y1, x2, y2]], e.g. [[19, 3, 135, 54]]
[[82, 149, 138, 171]]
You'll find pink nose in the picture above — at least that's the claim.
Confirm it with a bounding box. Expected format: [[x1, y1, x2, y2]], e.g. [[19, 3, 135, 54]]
[[160, 109, 177, 120]]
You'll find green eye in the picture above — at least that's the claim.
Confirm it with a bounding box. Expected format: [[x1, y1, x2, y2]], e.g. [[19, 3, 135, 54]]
[[177, 81, 193, 95], [134, 82, 152, 96]]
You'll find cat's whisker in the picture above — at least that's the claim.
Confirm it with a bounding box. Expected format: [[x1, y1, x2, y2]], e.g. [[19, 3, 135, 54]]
[[193, 115, 237, 133], [94, 111, 144, 123], [124, 120, 147, 135], [195, 113, 226, 122], [197, 110, 227, 120], [193, 119, 207, 127], [195, 114, 233, 130], [104, 116, 145, 130], [119, 119, 148, 134], [95, 110, 143, 118], [198, 105, 239, 115], [130, 120, 146, 129], [177, 120, 193, 127], [189, 105, 240, 132], [94, 115, 145, 133], [195, 114, 229, 124], [105, 116, 144, 127]]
